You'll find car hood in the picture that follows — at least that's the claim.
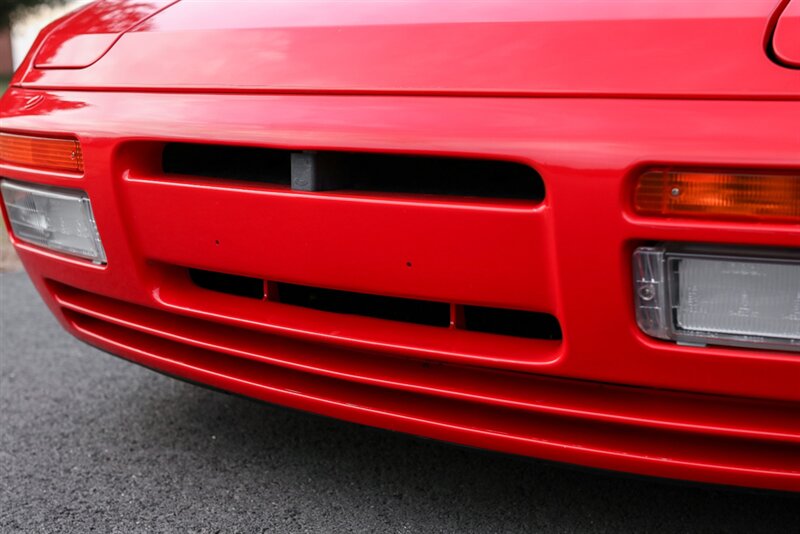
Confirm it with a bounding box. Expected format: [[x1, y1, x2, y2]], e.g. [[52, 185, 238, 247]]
[[17, 0, 800, 98]]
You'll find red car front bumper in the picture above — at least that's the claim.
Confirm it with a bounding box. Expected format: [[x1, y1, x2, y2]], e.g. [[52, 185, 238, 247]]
[[2, 87, 799, 491]]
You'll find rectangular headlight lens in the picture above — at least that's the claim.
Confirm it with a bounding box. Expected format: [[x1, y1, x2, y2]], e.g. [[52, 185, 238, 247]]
[[634, 245, 800, 352], [1, 180, 106, 263]]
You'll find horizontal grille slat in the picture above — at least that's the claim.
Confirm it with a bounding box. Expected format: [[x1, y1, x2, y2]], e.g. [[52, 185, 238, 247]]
[[49, 280, 800, 445], [59, 302, 800, 484]]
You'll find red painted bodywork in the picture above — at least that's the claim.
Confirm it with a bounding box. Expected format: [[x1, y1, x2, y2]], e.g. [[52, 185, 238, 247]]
[[773, 0, 800, 67], [1, 0, 799, 492], [32, 0, 175, 69]]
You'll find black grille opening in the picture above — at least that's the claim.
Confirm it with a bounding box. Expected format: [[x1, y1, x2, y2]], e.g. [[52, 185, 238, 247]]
[[162, 143, 543, 202], [163, 143, 292, 185], [462, 305, 562, 340], [189, 269, 264, 300], [274, 282, 451, 327], [305, 151, 544, 200]]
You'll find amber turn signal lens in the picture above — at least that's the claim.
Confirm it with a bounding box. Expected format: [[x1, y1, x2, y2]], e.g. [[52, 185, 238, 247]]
[[0, 132, 83, 173], [634, 170, 800, 222]]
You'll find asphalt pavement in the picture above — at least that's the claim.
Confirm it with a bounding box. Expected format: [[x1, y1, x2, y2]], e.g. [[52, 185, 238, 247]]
[[1, 272, 798, 533]]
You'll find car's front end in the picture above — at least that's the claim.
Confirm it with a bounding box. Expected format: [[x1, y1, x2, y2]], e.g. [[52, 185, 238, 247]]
[[2, 0, 799, 492]]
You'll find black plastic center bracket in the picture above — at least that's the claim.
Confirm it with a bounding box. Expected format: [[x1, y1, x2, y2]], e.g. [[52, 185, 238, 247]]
[[290, 151, 345, 192]]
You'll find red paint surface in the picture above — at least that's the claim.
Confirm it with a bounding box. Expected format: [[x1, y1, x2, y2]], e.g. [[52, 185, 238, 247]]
[[33, 0, 175, 68], [772, 0, 800, 67], [2, 0, 799, 492], [16, 0, 800, 98]]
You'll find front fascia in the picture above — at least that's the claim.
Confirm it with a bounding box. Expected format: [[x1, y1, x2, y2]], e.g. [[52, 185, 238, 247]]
[[1, 88, 798, 403]]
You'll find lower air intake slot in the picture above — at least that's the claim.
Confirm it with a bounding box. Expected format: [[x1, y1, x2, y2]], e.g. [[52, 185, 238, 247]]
[[274, 282, 451, 327], [187, 268, 562, 341], [462, 305, 562, 340], [189, 269, 263, 300], [162, 143, 544, 202]]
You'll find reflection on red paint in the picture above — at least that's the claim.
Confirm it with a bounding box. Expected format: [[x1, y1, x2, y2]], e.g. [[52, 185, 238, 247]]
[[1, 91, 87, 119], [34, 0, 176, 69]]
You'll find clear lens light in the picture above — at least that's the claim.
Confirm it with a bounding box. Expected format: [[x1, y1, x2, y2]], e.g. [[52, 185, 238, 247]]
[[632, 247, 670, 340], [1, 180, 106, 263], [633, 246, 800, 353], [676, 258, 800, 341]]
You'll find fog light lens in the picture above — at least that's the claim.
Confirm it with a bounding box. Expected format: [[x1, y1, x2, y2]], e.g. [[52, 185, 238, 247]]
[[633, 245, 800, 352], [1, 180, 106, 263]]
